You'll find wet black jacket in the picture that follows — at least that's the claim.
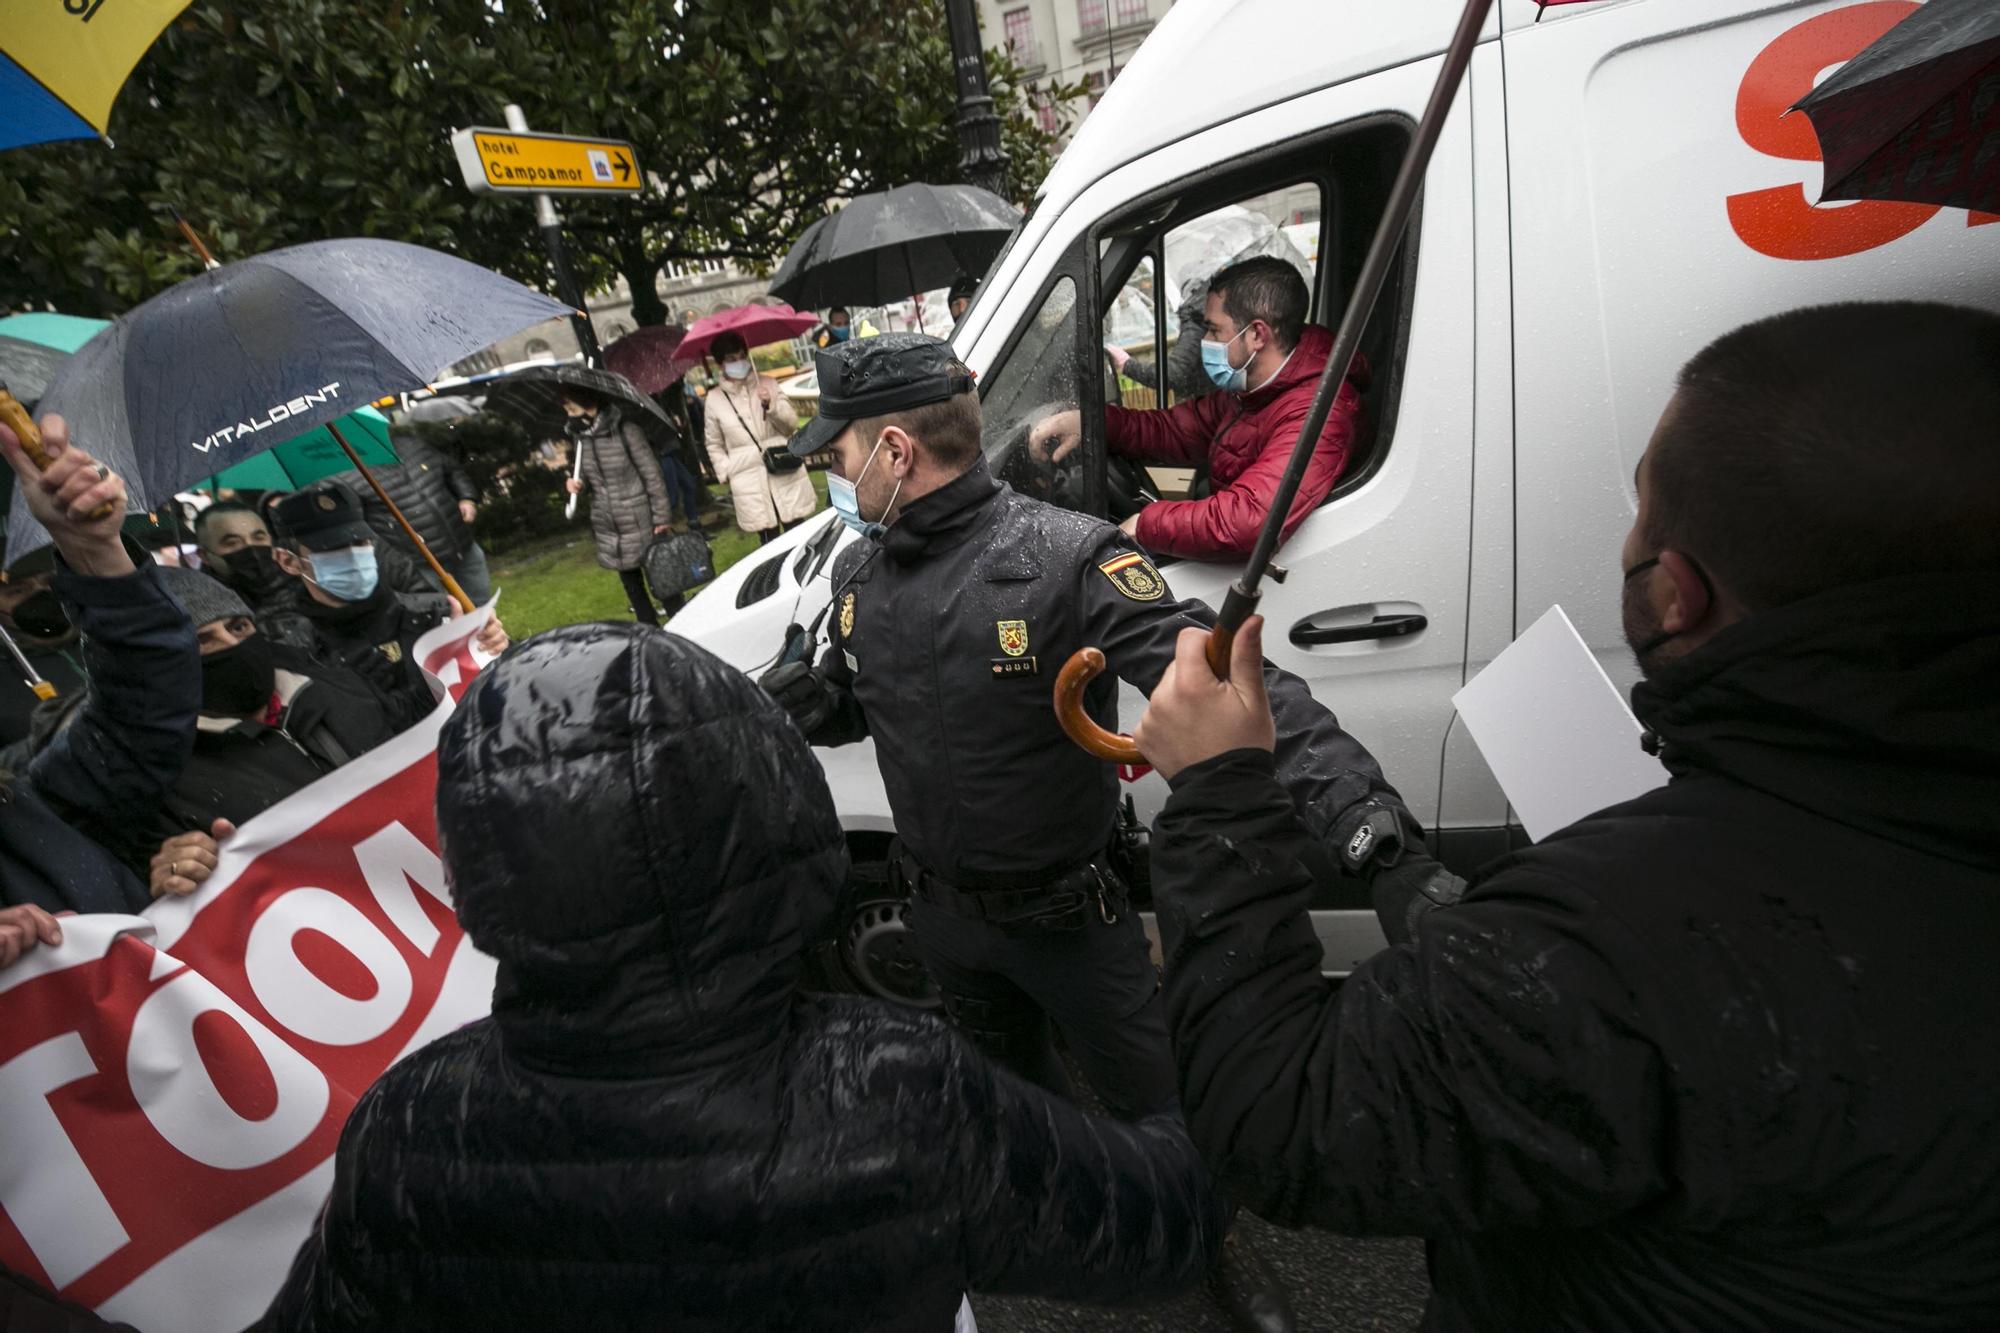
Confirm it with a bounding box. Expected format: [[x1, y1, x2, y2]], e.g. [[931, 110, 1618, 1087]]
[[331, 434, 478, 564], [298, 582, 451, 730], [805, 459, 1411, 885], [124, 644, 398, 866], [1154, 573, 2000, 1331], [262, 625, 1224, 1332], [0, 561, 198, 914]]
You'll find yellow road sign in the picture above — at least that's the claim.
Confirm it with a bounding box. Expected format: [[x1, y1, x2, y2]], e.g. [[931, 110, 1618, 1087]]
[[450, 128, 642, 196]]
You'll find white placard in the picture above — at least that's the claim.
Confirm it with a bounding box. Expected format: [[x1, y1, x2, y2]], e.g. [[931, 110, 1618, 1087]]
[[1452, 605, 1668, 841]]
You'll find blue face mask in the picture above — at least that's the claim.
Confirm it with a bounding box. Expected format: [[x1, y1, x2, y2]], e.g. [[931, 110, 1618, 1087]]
[[828, 325, 851, 343], [828, 434, 902, 542], [1200, 325, 1252, 392], [306, 544, 379, 603]]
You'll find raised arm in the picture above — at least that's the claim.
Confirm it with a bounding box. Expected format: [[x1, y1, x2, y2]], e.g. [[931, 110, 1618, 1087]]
[[0, 416, 199, 836], [1151, 747, 1672, 1235]]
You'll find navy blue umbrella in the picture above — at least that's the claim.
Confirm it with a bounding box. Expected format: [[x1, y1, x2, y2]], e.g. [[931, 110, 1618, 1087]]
[[7, 238, 572, 562]]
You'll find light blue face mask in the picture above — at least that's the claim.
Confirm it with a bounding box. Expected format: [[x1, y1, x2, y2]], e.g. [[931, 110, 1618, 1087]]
[[1200, 325, 1252, 392], [306, 544, 380, 603], [828, 434, 902, 542]]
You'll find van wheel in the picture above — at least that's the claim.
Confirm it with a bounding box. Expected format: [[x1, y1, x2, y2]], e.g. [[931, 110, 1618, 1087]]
[[809, 853, 941, 1009]]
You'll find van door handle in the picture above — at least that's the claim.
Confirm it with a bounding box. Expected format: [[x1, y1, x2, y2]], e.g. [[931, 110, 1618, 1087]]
[[1289, 613, 1428, 647]]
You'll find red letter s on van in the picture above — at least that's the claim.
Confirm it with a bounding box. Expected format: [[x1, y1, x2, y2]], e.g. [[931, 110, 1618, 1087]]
[[1729, 2, 1943, 261]]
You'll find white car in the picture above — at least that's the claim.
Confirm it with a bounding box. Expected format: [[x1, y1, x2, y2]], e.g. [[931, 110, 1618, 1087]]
[[672, 0, 2000, 1003]]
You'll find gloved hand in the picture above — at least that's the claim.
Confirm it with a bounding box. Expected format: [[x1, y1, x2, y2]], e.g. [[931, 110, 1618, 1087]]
[[759, 661, 832, 735]]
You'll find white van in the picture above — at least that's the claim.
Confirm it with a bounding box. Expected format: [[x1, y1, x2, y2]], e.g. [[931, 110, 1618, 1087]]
[[672, 0, 2000, 1003]]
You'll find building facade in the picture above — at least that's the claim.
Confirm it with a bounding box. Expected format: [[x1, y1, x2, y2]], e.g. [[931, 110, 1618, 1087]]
[[979, 0, 1177, 144]]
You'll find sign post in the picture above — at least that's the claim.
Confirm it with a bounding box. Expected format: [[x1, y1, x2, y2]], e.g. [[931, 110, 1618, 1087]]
[[450, 107, 646, 365]]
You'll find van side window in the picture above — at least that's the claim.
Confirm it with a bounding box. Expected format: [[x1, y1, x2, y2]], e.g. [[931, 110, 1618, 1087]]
[[1105, 185, 1323, 503], [1084, 118, 1415, 548], [981, 275, 1092, 512]]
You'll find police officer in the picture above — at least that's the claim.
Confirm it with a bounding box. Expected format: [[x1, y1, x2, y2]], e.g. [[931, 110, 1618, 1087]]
[[760, 334, 1457, 1333]]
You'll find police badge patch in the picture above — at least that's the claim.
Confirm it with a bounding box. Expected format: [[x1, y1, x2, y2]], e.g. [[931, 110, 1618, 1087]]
[[838, 591, 856, 640], [1097, 551, 1166, 602], [996, 619, 1029, 657]]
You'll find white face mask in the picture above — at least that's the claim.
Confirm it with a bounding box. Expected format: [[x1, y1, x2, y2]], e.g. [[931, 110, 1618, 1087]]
[[722, 359, 753, 381]]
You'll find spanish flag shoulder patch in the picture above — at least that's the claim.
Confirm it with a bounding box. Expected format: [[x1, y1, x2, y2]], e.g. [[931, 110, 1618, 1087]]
[[1097, 550, 1166, 602]]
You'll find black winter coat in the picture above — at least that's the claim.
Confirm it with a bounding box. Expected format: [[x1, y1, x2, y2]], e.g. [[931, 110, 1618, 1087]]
[[331, 435, 477, 564], [298, 583, 451, 730], [0, 562, 198, 914], [807, 459, 1417, 885], [124, 644, 398, 867], [262, 624, 1225, 1332], [1153, 572, 2000, 1331]]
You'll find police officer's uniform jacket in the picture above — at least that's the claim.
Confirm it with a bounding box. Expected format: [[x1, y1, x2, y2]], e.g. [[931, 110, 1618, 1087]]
[[802, 457, 1410, 893]]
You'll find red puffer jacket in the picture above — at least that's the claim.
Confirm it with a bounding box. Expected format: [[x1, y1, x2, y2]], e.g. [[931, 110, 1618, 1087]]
[[1106, 325, 1368, 560]]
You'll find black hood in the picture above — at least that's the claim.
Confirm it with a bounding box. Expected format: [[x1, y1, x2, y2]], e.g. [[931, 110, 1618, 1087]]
[[1633, 571, 2000, 871], [436, 624, 848, 1076]]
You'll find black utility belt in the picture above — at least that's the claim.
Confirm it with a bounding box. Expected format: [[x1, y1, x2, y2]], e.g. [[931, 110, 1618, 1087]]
[[903, 855, 1123, 933]]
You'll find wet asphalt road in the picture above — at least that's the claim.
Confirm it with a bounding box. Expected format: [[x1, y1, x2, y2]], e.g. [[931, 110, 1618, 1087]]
[[972, 1216, 1427, 1332]]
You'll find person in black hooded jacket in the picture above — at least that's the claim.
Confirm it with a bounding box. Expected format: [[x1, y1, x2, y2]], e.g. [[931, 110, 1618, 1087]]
[[0, 416, 199, 915], [1130, 301, 2000, 1331], [117, 567, 400, 893], [261, 623, 1226, 1332]]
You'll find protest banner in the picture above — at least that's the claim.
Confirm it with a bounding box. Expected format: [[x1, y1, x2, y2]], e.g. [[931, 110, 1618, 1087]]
[[0, 601, 501, 1331]]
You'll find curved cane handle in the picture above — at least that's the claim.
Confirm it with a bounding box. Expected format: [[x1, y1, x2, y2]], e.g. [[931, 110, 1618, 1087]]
[[1053, 647, 1144, 763], [1052, 623, 1239, 764]]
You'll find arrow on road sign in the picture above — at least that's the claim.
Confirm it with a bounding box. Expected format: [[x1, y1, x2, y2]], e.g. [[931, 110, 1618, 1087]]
[[451, 127, 644, 197]]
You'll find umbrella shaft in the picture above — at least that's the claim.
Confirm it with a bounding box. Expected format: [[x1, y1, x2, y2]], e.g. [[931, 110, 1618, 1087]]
[[327, 422, 475, 614], [1235, 0, 1495, 605]]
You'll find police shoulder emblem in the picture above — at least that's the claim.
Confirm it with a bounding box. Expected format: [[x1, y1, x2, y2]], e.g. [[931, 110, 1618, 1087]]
[[838, 591, 856, 640], [996, 619, 1029, 657], [1098, 551, 1166, 602], [378, 640, 404, 664]]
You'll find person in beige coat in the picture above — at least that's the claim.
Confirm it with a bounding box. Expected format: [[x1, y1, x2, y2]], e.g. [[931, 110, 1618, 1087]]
[[703, 332, 819, 544]]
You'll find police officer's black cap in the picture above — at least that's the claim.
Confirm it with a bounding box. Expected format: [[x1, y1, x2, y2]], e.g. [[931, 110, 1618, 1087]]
[[790, 332, 976, 457], [271, 481, 372, 551]]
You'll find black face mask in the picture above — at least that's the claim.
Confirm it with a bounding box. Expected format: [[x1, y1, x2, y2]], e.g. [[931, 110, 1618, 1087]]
[[7, 589, 71, 642], [219, 545, 289, 598], [1621, 554, 1717, 663], [200, 634, 276, 717]]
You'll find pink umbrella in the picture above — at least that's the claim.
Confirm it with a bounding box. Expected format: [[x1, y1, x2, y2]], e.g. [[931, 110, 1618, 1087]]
[[673, 302, 820, 371], [604, 324, 689, 395]]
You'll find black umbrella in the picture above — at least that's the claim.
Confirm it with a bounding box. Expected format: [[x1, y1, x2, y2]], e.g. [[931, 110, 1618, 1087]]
[[1794, 0, 2000, 214], [766, 183, 1021, 310], [439, 362, 675, 443], [8, 238, 571, 565]]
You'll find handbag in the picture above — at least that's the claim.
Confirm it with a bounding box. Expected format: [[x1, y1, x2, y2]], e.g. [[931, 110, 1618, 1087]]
[[718, 387, 802, 475], [642, 529, 716, 599]]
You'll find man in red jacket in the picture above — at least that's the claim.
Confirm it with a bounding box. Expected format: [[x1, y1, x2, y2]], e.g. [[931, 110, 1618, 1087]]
[[1032, 256, 1367, 560]]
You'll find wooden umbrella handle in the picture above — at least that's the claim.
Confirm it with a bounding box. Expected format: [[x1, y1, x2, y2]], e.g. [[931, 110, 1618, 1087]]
[[0, 388, 118, 521], [1051, 623, 1236, 764]]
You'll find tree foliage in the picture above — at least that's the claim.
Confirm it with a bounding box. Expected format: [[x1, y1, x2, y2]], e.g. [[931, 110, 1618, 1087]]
[[0, 1, 1084, 324]]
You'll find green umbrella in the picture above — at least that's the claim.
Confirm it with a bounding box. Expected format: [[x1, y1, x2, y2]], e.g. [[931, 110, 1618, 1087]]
[[204, 405, 399, 491], [0, 313, 108, 404]]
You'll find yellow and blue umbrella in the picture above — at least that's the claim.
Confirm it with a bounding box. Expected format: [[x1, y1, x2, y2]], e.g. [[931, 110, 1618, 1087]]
[[1, 0, 191, 151]]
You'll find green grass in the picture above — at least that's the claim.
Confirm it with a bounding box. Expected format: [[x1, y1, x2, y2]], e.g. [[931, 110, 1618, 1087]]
[[489, 474, 827, 639]]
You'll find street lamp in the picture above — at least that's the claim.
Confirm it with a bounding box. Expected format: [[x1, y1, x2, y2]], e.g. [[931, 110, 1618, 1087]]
[[943, 0, 1013, 197]]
